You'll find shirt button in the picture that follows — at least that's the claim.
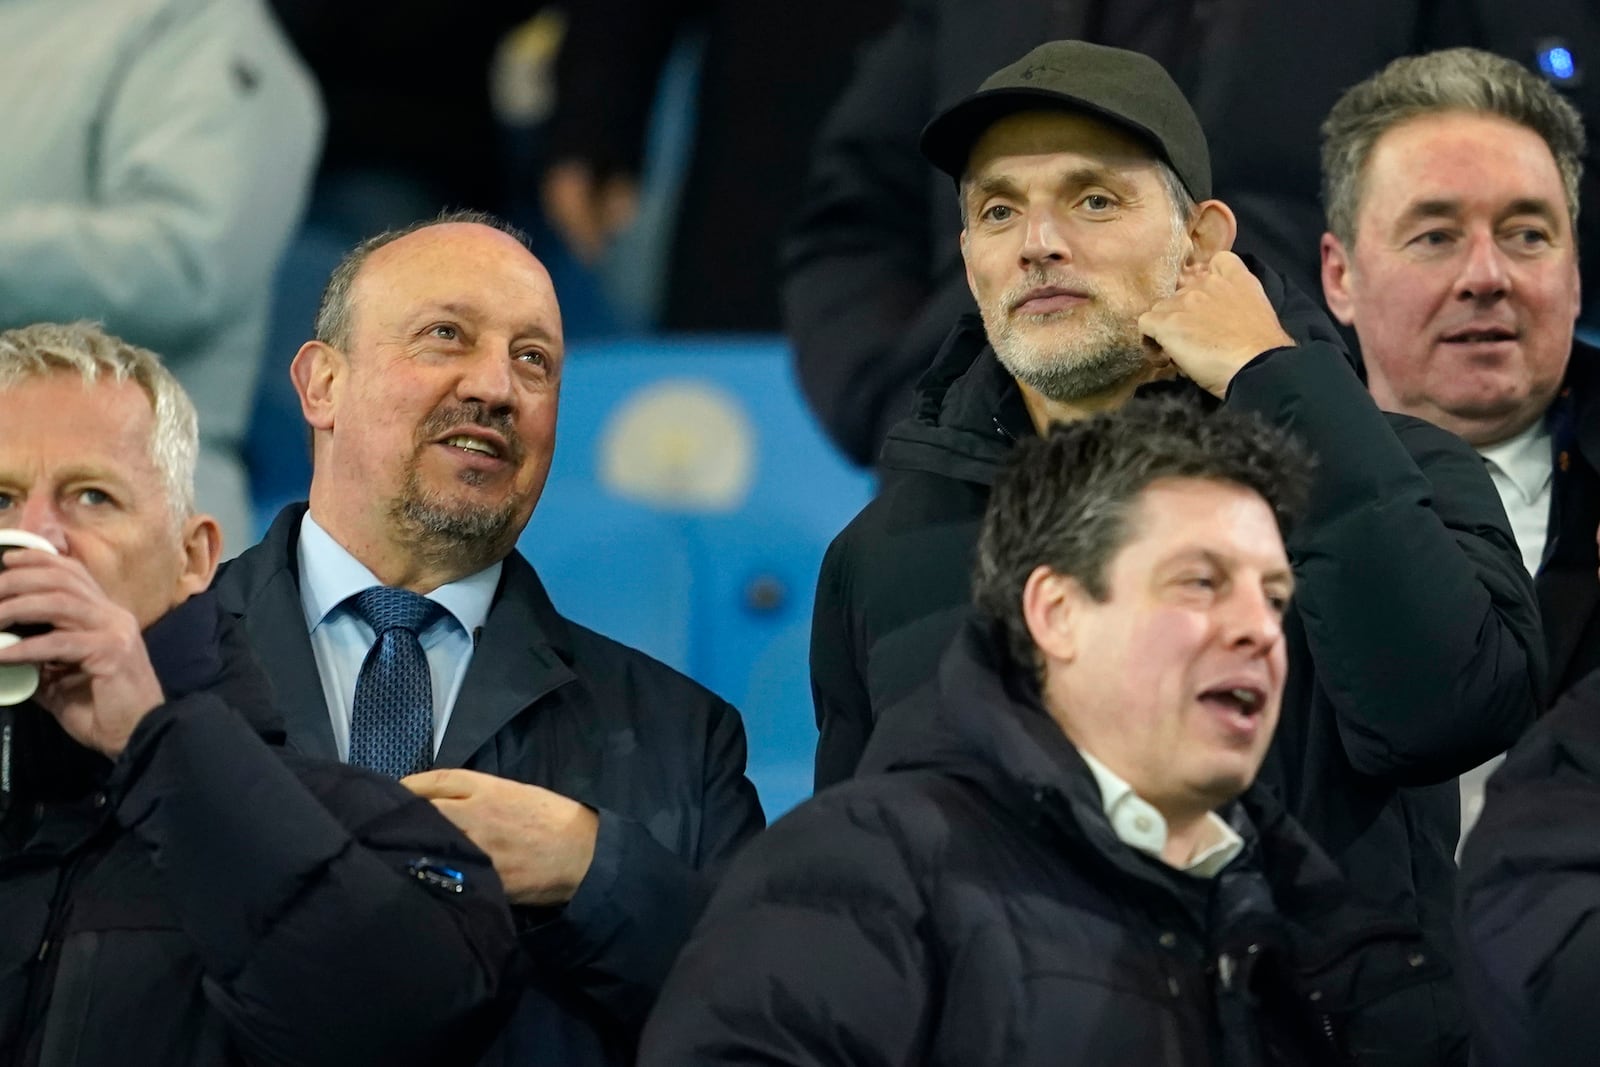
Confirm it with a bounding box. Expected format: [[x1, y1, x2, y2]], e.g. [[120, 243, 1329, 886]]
[[1134, 815, 1154, 833]]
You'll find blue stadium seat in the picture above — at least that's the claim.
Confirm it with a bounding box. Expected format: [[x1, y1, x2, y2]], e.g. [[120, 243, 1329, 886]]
[[518, 336, 875, 814], [524, 491, 696, 675]]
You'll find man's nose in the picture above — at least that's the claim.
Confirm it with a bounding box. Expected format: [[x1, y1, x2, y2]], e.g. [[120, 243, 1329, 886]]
[[456, 345, 518, 412], [1456, 231, 1511, 302], [11, 496, 69, 554], [1019, 209, 1071, 267], [1223, 585, 1284, 652]]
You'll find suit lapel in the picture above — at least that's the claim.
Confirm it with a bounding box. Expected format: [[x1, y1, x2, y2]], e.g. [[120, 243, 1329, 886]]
[[434, 554, 580, 770], [214, 505, 339, 761], [1538, 350, 1600, 697], [1539, 564, 1600, 695]]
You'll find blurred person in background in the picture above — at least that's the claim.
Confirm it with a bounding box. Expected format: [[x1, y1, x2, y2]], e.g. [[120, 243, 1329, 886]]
[[269, 0, 544, 236], [542, 0, 894, 332], [0, 0, 323, 552], [784, 0, 1600, 468]]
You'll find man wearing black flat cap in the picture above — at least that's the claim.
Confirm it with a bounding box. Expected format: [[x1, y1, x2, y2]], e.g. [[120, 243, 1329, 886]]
[[808, 41, 1541, 1039]]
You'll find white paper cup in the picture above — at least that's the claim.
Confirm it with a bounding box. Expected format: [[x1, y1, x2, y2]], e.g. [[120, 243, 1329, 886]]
[[0, 529, 59, 706], [0, 632, 37, 706]]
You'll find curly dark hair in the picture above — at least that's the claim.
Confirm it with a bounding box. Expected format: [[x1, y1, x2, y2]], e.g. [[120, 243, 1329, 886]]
[[972, 396, 1315, 678]]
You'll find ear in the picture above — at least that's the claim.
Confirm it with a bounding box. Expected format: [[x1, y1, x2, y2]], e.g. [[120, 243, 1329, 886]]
[[290, 340, 343, 432], [1178, 199, 1238, 280], [960, 228, 979, 302], [1021, 565, 1086, 666], [174, 513, 223, 600], [1320, 232, 1358, 327]]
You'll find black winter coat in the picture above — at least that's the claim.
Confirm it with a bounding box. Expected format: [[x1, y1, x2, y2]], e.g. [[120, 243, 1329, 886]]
[[1458, 666, 1600, 1066], [214, 505, 768, 1066], [0, 591, 514, 1067], [783, 0, 1600, 466], [810, 263, 1543, 990], [643, 620, 1460, 1066]]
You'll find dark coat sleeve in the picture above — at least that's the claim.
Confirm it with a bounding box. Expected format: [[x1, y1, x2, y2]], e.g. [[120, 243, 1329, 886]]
[[638, 792, 935, 1066], [781, 0, 974, 467], [811, 530, 875, 790], [1458, 668, 1600, 1067], [108, 693, 514, 1067], [516, 693, 766, 1031], [1226, 341, 1544, 785]]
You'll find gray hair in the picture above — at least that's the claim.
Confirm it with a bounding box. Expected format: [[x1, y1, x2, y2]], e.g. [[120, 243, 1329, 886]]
[[313, 208, 534, 350], [1321, 47, 1586, 247], [973, 397, 1313, 686], [0, 322, 197, 521]]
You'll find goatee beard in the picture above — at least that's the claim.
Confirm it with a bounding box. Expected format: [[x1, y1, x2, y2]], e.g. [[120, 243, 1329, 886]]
[[985, 246, 1182, 403], [986, 300, 1152, 404], [389, 401, 528, 572]]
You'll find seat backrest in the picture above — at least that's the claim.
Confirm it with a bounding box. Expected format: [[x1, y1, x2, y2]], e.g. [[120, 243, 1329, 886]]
[[519, 336, 875, 813]]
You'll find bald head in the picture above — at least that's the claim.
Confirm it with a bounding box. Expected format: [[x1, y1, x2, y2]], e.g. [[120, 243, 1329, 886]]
[[313, 210, 547, 354]]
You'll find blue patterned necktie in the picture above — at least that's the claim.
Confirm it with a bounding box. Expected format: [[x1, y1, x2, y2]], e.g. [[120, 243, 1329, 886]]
[[348, 587, 443, 778]]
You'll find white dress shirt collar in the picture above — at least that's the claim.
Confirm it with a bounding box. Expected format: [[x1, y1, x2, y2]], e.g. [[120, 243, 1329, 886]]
[[1478, 418, 1553, 508], [297, 511, 500, 638], [1078, 750, 1244, 879], [1477, 419, 1553, 576]]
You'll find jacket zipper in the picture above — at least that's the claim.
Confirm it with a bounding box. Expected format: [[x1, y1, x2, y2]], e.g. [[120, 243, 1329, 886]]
[[17, 839, 95, 1053]]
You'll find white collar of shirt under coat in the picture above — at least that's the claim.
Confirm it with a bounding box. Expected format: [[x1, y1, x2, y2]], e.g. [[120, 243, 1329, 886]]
[[1477, 418, 1553, 577], [1078, 750, 1244, 879]]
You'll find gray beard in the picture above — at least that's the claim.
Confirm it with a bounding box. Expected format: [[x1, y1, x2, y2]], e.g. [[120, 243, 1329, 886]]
[[986, 304, 1152, 404], [388, 465, 520, 574], [991, 316, 1150, 402]]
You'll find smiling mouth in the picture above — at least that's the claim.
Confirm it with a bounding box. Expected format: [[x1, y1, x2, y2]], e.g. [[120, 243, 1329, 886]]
[[442, 435, 503, 459]]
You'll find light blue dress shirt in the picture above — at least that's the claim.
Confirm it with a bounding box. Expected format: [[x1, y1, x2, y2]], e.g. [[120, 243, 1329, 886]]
[[296, 512, 501, 762]]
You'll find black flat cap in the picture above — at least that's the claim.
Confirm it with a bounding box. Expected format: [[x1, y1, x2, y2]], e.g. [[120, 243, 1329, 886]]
[[920, 40, 1212, 200]]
